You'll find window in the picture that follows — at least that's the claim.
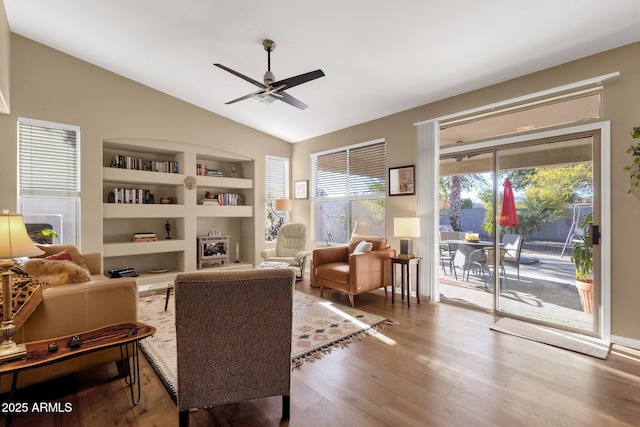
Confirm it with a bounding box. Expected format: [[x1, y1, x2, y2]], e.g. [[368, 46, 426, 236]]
[[264, 155, 290, 242], [312, 140, 386, 244], [18, 118, 80, 245]]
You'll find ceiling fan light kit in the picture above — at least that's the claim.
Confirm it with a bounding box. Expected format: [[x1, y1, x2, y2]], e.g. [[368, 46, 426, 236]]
[[215, 39, 325, 110]]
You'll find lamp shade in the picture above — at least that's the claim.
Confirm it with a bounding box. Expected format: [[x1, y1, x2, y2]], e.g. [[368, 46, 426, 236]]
[[0, 212, 44, 259], [274, 199, 293, 211], [394, 217, 420, 238]]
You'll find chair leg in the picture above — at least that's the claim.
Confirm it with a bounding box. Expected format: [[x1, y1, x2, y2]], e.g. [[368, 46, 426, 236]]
[[282, 395, 290, 421], [348, 293, 355, 307], [179, 410, 189, 427], [320, 286, 325, 298]]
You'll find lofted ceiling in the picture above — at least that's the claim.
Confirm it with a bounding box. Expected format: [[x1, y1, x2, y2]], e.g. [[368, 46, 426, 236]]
[[4, 0, 640, 143]]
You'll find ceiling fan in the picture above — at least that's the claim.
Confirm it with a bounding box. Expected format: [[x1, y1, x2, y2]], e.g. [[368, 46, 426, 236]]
[[214, 39, 325, 110]]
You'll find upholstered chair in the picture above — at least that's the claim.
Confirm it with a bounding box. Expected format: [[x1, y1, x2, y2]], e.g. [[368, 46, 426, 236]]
[[174, 269, 295, 426], [311, 235, 395, 307], [261, 223, 311, 279]]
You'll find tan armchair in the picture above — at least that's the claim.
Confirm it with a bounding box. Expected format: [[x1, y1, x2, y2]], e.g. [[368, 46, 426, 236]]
[[261, 223, 311, 279], [175, 269, 295, 426], [311, 236, 395, 307]]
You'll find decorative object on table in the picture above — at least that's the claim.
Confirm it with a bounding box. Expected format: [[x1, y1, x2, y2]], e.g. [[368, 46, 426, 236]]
[[0, 210, 44, 361], [294, 180, 308, 199], [464, 232, 480, 242], [230, 166, 238, 178], [389, 165, 415, 196], [207, 228, 221, 236], [159, 196, 174, 204], [394, 217, 420, 258], [149, 268, 170, 274], [623, 125, 640, 196], [164, 221, 171, 240], [183, 175, 197, 190]]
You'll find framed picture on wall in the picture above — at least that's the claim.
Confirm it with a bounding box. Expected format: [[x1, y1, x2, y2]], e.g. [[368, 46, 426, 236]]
[[389, 165, 415, 196], [294, 180, 309, 199]]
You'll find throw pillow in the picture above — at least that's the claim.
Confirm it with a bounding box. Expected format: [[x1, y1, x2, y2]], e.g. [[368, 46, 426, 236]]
[[22, 259, 91, 286], [35, 244, 89, 270], [45, 249, 74, 262], [353, 240, 373, 253]]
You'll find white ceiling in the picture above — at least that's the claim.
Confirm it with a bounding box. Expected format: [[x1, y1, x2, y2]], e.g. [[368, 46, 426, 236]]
[[5, 0, 640, 143]]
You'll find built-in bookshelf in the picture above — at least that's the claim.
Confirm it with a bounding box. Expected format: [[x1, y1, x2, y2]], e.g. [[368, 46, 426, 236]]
[[102, 138, 254, 285]]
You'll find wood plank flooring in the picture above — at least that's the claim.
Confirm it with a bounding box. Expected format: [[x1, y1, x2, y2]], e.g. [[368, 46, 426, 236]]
[[3, 276, 640, 426]]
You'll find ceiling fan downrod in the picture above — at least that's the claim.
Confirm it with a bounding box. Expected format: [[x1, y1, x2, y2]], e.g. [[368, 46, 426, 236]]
[[263, 39, 275, 85]]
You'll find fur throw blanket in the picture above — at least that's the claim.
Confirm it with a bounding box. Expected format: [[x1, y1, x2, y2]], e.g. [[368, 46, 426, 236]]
[[23, 259, 91, 286]]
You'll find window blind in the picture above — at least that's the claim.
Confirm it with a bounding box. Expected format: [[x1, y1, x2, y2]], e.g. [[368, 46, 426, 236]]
[[312, 141, 386, 197], [264, 155, 290, 200], [18, 119, 80, 197]]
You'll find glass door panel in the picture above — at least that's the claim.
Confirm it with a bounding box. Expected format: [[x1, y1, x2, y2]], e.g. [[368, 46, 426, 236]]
[[496, 137, 596, 333], [439, 152, 495, 311]]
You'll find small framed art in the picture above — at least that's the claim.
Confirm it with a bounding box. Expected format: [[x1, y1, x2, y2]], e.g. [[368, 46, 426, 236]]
[[294, 180, 309, 199], [389, 165, 415, 196]]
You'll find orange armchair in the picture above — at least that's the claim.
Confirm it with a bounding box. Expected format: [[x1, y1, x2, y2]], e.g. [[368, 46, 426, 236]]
[[311, 236, 395, 307]]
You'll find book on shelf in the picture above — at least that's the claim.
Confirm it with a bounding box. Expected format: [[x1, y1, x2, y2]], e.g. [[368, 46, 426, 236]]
[[132, 237, 158, 242], [111, 154, 179, 174], [133, 232, 156, 239], [201, 199, 220, 206]]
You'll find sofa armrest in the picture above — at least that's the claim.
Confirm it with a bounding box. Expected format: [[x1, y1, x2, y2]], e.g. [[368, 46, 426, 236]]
[[16, 276, 138, 343], [82, 252, 102, 275]]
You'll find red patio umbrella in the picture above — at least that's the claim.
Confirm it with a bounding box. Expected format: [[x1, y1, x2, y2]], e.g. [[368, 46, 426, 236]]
[[499, 178, 519, 228]]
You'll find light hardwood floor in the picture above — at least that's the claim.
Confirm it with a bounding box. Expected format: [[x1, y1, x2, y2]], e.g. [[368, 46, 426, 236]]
[[3, 276, 640, 426]]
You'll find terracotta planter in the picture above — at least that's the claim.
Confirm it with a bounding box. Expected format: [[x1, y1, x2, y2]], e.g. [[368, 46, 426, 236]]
[[575, 279, 593, 314]]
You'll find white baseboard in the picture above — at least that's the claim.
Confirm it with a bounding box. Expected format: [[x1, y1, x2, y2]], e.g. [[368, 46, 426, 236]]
[[611, 335, 640, 350]]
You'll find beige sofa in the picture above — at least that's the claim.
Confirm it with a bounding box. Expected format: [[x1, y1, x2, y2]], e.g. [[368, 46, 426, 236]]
[[4, 246, 139, 393]]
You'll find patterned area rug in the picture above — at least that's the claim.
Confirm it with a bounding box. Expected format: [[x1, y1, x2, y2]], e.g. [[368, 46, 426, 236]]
[[138, 290, 394, 400]]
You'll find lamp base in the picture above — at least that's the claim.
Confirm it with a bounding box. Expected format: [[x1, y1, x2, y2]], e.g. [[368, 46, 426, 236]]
[[0, 331, 26, 362], [399, 238, 415, 259]]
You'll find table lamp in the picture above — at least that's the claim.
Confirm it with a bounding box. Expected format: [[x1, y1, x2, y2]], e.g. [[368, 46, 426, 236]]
[[394, 217, 420, 259], [274, 199, 293, 212], [0, 210, 44, 361]]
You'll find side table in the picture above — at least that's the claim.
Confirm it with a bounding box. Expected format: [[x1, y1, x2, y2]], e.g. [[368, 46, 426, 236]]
[[390, 257, 421, 307], [0, 322, 155, 427]]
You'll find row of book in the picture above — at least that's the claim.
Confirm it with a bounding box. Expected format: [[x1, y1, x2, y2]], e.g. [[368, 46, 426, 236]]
[[109, 188, 154, 204], [201, 193, 241, 206], [111, 154, 180, 174], [196, 164, 223, 177], [132, 232, 157, 242]]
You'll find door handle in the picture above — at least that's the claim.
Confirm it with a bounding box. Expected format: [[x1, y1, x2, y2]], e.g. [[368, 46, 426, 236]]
[[588, 223, 600, 246]]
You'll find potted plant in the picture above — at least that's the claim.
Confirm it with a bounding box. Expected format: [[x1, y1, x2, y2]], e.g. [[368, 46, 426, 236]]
[[570, 214, 593, 314], [28, 228, 58, 244]]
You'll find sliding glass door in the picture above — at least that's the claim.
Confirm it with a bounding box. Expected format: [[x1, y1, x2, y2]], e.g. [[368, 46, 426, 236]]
[[439, 132, 600, 336]]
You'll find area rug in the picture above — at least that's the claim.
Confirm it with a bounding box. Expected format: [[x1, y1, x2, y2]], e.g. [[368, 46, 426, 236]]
[[137, 290, 394, 400], [490, 317, 610, 359]]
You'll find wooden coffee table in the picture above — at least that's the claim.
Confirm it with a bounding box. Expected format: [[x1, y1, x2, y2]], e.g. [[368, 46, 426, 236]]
[[0, 321, 155, 427]]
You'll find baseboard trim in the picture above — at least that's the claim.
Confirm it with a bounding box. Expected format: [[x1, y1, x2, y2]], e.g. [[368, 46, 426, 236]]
[[611, 335, 640, 350]]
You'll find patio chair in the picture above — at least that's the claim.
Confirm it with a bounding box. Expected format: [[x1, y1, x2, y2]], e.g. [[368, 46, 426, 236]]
[[439, 242, 457, 279], [502, 233, 524, 280], [468, 247, 509, 289]]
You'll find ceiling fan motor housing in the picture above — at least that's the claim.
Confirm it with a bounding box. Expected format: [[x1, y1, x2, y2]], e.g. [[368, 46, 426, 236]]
[[263, 70, 275, 85]]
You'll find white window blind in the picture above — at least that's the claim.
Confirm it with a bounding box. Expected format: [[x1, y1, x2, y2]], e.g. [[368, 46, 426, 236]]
[[264, 155, 290, 242], [311, 140, 386, 243], [312, 140, 386, 197], [18, 118, 80, 197]]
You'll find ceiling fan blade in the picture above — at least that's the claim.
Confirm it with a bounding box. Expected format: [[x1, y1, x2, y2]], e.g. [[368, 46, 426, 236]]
[[278, 91, 309, 110], [214, 63, 266, 90], [225, 90, 266, 105], [272, 69, 325, 90]]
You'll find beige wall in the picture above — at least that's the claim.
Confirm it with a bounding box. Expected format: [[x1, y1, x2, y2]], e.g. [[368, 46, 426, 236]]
[[0, 34, 292, 264], [0, 0, 9, 113], [293, 42, 640, 343]]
